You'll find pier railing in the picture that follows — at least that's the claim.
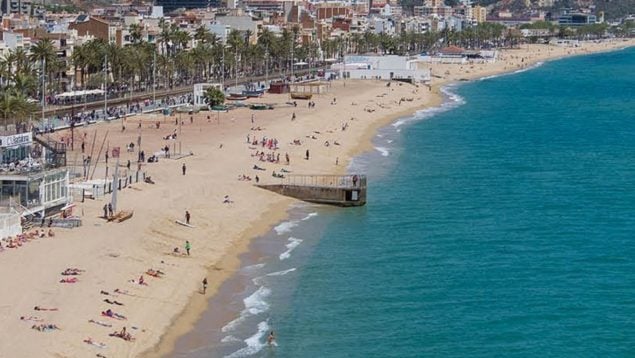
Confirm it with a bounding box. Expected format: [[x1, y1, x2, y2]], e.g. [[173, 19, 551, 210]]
[[281, 174, 366, 189]]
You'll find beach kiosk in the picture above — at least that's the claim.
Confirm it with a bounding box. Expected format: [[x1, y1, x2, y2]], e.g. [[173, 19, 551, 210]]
[[0, 132, 70, 217]]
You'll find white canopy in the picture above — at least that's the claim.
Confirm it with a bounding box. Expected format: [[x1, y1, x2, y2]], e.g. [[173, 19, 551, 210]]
[[55, 89, 105, 99]]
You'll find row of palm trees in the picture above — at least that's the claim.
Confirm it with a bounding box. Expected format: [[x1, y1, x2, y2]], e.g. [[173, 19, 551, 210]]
[[0, 38, 65, 126], [67, 22, 515, 96]]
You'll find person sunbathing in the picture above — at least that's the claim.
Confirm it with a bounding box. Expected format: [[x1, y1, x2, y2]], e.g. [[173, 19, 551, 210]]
[[114, 288, 131, 296], [61, 269, 81, 276], [34, 306, 58, 311], [101, 309, 126, 320], [60, 277, 78, 283], [146, 269, 164, 278], [138, 275, 146, 285], [48, 229, 55, 237], [31, 323, 60, 331], [20, 316, 43, 322], [88, 319, 112, 327], [84, 338, 107, 349], [109, 330, 135, 341], [104, 299, 124, 306]]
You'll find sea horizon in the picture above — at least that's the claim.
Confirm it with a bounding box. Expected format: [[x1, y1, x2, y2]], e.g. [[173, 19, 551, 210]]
[[172, 46, 635, 358]]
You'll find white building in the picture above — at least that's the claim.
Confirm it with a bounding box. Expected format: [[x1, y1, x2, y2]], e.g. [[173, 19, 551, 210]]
[[332, 55, 431, 83], [193, 83, 223, 108]]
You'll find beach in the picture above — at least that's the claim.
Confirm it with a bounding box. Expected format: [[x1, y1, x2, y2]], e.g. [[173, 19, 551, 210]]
[[0, 39, 632, 358]]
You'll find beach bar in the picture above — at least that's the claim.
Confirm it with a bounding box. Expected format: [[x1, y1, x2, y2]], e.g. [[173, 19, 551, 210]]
[[257, 174, 366, 207], [0, 132, 70, 216]]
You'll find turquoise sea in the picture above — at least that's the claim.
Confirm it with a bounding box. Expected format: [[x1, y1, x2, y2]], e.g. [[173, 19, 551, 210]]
[[174, 46, 635, 357]]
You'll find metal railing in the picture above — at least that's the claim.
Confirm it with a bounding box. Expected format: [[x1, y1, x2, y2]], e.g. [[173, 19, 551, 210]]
[[281, 174, 366, 189]]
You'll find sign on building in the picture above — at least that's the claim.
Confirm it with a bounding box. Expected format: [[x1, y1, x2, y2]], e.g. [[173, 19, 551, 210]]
[[0, 133, 32, 148]]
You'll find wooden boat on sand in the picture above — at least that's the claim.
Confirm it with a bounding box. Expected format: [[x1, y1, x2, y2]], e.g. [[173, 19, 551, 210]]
[[290, 93, 312, 100], [227, 94, 247, 101], [108, 210, 134, 223]]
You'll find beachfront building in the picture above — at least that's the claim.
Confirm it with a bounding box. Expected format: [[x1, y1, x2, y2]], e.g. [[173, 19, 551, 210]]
[[0, 131, 70, 216], [419, 45, 497, 64], [193, 83, 223, 108], [331, 55, 431, 84], [558, 13, 597, 26]]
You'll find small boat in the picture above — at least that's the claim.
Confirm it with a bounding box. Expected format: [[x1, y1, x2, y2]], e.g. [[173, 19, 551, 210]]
[[211, 105, 229, 112], [249, 104, 272, 110], [243, 89, 264, 98], [175, 105, 199, 113], [227, 94, 247, 101], [290, 93, 312, 100]]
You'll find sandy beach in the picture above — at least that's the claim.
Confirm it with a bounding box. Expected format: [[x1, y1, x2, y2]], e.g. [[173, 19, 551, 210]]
[[0, 39, 632, 358]]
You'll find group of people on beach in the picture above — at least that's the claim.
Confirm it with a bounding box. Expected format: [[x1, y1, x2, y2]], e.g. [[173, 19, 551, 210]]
[[0, 229, 55, 252]]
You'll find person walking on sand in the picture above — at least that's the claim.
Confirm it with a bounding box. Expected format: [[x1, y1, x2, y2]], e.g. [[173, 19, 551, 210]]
[[291, 112, 296, 121], [185, 211, 191, 225], [185, 240, 191, 256], [103, 204, 108, 218], [305, 149, 309, 160], [202, 278, 208, 294], [182, 163, 187, 175], [108, 203, 113, 217]]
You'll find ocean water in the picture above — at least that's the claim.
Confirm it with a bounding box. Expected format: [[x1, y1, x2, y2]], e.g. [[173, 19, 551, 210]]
[[174, 46, 635, 357]]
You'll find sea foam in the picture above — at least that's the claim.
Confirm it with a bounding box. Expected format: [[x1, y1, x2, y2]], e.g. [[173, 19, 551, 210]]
[[375, 146, 390, 157], [224, 321, 270, 358], [266, 268, 297, 277], [221, 335, 241, 343], [301, 212, 318, 221], [274, 220, 297, 235], [241, 263, 265, 272], [221, 286, 271, 333], [392, 86, 465, 129], [280, 237, 303, 260]]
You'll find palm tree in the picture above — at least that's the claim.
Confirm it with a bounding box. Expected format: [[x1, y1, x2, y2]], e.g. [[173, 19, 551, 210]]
[[194, 25, 215, 45], [11, 72, 37, 97], [0, 90, 37, 129], [128, 23, 143, 45], [0, 58, 9, 88], [29, 39, 57, 64]]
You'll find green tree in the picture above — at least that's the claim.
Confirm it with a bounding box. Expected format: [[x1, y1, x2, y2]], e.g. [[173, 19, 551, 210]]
[[203, 86, 225, 107], [0, 90, 37, 128]]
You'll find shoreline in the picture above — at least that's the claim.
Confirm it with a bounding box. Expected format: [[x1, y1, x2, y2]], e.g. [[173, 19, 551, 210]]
[[0, 40, 631, 358], [143, 84, 446, 358], [152, 40, 635, 357]]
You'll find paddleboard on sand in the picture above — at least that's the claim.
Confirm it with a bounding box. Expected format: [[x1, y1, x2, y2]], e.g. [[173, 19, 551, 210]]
[[176, 220, 195, 228]]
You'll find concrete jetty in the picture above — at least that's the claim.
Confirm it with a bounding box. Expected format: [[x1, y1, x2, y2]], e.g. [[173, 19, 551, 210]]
[[257, 174, 366, 207]]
